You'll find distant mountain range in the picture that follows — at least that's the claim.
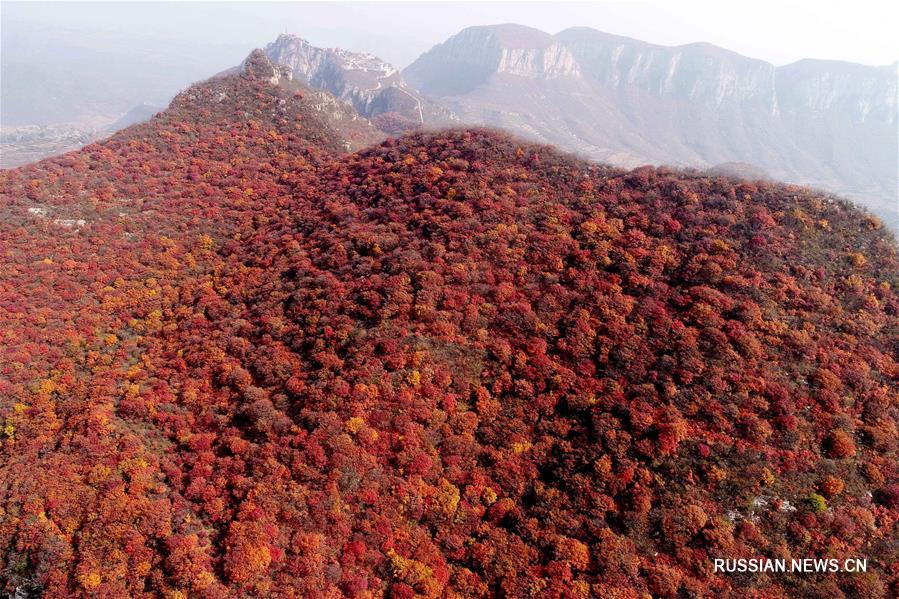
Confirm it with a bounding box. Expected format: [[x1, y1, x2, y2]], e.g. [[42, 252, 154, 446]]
[[404, 24, 898, 229]]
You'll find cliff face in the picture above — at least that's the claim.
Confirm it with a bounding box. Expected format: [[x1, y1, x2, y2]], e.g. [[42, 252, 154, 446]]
[[405, 25, 898, 229], [561, 32, 781, 119], [264, 34, 456, 128], [496, 43, 581, 79], [775, 59, 897, 123], [404, 25, 578, 96]]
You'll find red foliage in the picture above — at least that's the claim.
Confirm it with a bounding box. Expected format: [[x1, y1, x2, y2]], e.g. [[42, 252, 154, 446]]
[[825, 429, 858, 459], [0, 54, 897, 598]]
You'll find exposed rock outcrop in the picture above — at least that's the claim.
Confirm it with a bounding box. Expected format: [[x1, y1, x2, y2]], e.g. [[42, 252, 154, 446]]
[[263, 34, 456, 128], [242, 48, 294, 85]]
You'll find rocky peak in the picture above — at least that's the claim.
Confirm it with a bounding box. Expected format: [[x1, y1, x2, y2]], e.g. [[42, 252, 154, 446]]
[[265, 34, 399, 87], [242, 49, 293, 85], [262, 34, 456, 128]]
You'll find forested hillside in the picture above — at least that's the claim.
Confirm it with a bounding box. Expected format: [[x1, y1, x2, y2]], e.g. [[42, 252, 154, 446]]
[[1, 50, 897, 598]]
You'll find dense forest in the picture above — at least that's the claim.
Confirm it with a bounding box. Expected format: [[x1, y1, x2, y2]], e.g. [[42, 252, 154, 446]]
[[1, 51, 897, 598]]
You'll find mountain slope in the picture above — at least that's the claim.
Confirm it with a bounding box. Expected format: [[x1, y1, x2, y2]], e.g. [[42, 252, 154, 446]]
[[1, 50, 898, 599], [0, 49, 381, 596], [405, 25, 899, 231]]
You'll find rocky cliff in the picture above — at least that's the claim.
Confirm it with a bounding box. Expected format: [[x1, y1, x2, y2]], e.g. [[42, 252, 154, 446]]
[[264, 34, 456, 130]]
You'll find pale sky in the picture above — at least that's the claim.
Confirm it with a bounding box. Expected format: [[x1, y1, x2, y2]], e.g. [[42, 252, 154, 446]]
[[4, 0, 898, 68], [3, 0, 897, 127]]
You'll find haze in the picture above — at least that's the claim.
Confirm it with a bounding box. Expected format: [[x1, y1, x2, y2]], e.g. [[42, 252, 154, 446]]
[[4, 1, 897, 128], [4, 1, 898, 71]]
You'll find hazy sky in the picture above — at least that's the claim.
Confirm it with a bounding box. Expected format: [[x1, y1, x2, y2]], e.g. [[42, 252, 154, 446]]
[[4, 0, 898, 68], [3, 0, 897, 128]]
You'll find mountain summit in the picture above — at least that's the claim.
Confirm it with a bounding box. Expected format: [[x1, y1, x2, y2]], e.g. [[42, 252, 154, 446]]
[[264, 34, 457, 133]]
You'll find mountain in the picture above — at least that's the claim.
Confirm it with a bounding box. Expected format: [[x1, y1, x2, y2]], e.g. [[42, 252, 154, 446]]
[[2, 48, 899, 599], [405, 24, 899, 230], [0, 48, 386, 597], [264, 33, 457, 134]]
